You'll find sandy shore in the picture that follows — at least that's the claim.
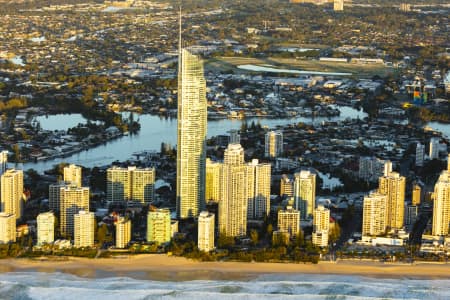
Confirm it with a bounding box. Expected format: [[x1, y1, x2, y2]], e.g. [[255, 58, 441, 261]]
[[0, 255, 449, 280]]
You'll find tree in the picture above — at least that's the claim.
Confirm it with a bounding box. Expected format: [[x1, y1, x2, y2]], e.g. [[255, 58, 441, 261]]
[[250, 229, 259, 246], [266, 224, 273, 238], [97, 223, 108, 246], [329, 223, 341, 244], [218, 234, 235, 249]]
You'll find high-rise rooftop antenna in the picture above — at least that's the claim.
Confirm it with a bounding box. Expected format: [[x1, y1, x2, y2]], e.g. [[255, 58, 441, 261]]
[[179, 5, 182, 54]]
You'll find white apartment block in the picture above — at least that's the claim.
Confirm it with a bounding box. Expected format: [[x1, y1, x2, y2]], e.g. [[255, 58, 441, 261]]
[[147, 209, 171, 244], [312, 205, 330, 247], [107, 166, 155, 204], [294, 170, 316, 219], [429, 137, 440, 160], [115, 216, 131, 249], [1, 169, 24, 219], [74, 210, 95, 248], [198, 211, 215, 252], [60, 185, 89, 237], [37, 212, 55, 246], [416, 143, 424, 167], [277, 206, 300, 237], [0, 213, 16, 244], [432, 168, 450, 236], [265, 130, 283, 158], [362, 192, 388, 236]]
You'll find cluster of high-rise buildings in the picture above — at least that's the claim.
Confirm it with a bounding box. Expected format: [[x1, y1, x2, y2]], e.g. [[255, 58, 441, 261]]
[[362, 166, 406, 238], [0, 151, 25, 244], [361, 153, 450, 245]]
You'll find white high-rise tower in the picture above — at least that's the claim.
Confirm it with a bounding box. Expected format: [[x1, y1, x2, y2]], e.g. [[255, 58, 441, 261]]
[[176, 12, 207, 219], [432, 162, 450, 236]]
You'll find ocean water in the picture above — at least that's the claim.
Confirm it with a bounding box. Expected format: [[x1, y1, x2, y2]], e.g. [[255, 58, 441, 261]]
[[0, 272, 449, 300]]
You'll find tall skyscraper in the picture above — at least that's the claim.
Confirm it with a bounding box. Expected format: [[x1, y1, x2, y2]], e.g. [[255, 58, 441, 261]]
[[198, 211, 215, 252], [49, 182, 68, 211], [74, 210, 95, 248], [176, 47, 207, 219], [115, 216, 131, 249], [412, 184, 422, 206], [60, 185, 89, 237], [1, 169, 24, 219], [147, 208, 171, 244], [212, 143, 272, 237], [429, 137, 440, 160], [0, 213, 15, 244], [265, 130, 283, 158], [247, 159, 271, 220], [378, 172, 405, 230], [64, 164, 82, 187], [280, 174, 294, 197], [37, 212, 55, 246], [107, 166, 155, 204], [312, 205, 330, 247], [0, 150, 8, 175], [277, 206, 300, 238], [432, 165, 450, 236], [205, 158, 222, 203], [416, 143, 424, 167], [294, 170, 316, 219], [362, 192, 388, 236], [219, 143, 249, 237]]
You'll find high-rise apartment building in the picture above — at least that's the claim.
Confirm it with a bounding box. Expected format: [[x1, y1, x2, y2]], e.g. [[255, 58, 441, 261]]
[[294, 170, 316, 219], [277, 206, 300, 238], [106, 166, 155, 204], [432, 165, 450, 236], [212, 143, 272, 237], [115, 216, 131, 249], [0, 213, 15, 244], [1, 169, 24, 219], [147, 208, 171, 244], [60, 185, 89, 237], [265, 130, 283, 158], [412, 184, 422, 206], [312, 205, 330, 247], [176, 48, 207, 219], [378, 172, 405, 230], [362, 192, 388, 236], [219, 143, 249, 237], [247, 159, 271, 220], [0, 150, 8, 175], [280, 174, 294, 197], [64, 164, 82, 187], [429, 137, 440, 160], [198, 211, 215, 252], [205, 159, 222, 202], [37, 212, 55, 246], [49, 182, 68, 211], [416, 143, 424, 167], [359, 157, 391, 182], [74, 210, 95, 248]]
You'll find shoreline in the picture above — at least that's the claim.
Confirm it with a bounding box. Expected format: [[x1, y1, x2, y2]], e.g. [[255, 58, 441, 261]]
[[1, 254, 450, 281]]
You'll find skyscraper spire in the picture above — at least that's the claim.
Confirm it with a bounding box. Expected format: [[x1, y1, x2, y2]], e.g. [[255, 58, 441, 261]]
[[178, 5, 182, 54], [176, 15, 207, 219]]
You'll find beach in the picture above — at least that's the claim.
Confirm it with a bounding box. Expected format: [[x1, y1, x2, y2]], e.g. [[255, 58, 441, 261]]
[[0, 254, 449, 280]]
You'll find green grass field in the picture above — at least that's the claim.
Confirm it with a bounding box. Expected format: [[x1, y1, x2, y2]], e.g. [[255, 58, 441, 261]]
[[205, 56, 395, 78]]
